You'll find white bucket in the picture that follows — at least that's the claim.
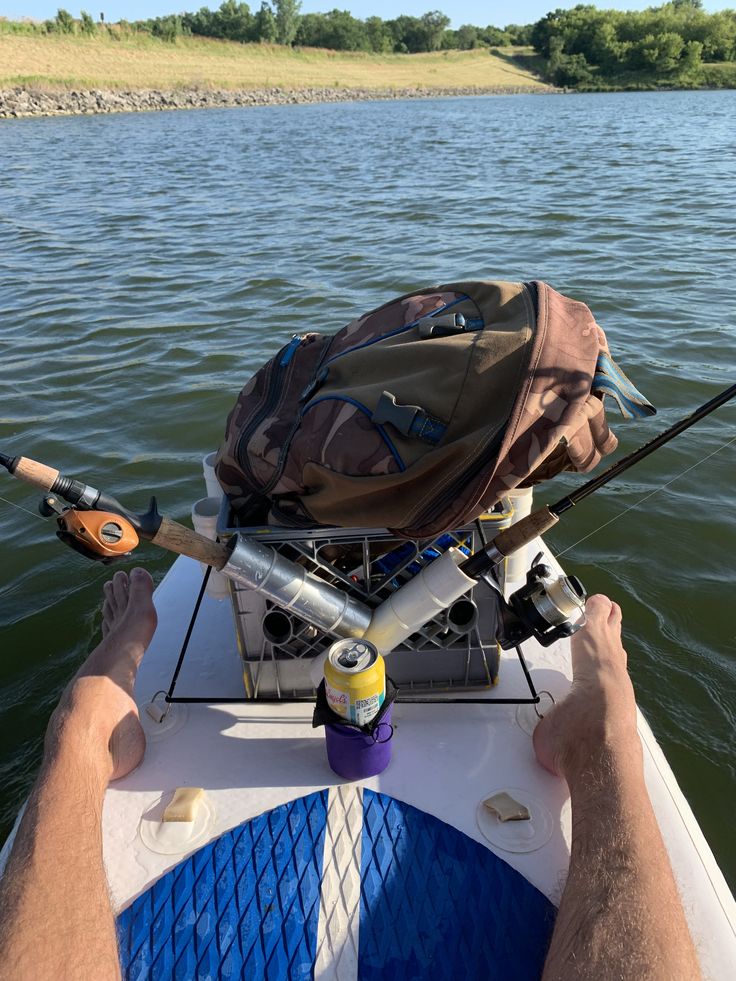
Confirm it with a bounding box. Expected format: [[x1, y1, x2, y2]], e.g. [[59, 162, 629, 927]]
[[504, 486, 534, 586], [202, 452, 222, 500], [191, 496, 229, 599]]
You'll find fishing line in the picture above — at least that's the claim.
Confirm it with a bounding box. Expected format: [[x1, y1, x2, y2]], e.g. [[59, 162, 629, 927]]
[[554, 431, 736, 561], [0, 493, 45, 523]]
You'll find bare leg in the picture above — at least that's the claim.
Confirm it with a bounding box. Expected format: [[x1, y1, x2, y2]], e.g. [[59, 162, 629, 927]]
[[0, 568, 157, 981], [535, 594, 700, 980]]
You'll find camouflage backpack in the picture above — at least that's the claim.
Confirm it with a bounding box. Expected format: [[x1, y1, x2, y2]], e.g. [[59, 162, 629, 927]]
[[215, 280, 653, 538]]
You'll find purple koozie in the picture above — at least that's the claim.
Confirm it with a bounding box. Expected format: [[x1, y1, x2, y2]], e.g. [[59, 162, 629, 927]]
[[325, 704, 394, 779]]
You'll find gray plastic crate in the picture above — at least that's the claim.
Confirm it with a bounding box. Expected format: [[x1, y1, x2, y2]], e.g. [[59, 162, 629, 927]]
[[218, 506, 511, 698]]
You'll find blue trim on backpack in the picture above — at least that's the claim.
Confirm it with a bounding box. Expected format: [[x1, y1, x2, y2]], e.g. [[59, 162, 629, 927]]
[[280, 335, 302, 367], [301, 395, 406, 472], [324, 295, 469, 367], [408, 411, 446, 444]]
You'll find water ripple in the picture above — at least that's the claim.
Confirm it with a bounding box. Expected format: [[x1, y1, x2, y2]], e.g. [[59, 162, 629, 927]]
[[0, 90, 735, 884]]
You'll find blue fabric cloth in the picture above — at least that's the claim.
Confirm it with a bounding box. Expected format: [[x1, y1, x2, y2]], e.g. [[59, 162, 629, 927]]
[[593, 352, 656, 420]]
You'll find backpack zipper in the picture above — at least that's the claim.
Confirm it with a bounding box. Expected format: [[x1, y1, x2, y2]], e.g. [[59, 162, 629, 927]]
[[235, 334, 305, 488], [321, 295, 474, 369]]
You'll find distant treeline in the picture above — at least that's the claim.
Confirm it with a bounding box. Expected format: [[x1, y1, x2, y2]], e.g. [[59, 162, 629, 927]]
[[6, 4, 529, 52], [138, 3, 527, 52], [4, 2, 736, 88]]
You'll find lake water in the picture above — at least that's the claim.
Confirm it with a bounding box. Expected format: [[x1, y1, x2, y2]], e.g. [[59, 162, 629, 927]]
[[0, 90, 734, 889]]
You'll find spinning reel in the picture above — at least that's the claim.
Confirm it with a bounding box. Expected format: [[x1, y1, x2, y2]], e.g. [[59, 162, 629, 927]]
[[490, 553, 587, 650]]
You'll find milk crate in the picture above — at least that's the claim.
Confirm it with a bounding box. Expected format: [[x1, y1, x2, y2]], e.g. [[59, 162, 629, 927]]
[[218, 506, 511, 698]]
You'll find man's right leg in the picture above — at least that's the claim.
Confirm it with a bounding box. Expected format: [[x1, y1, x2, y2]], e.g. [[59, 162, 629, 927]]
[[535, 594, 701, 980]]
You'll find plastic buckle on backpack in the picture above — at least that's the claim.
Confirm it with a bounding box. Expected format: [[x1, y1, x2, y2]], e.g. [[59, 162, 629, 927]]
[[372, 391, 447, 445], [417, 313, 467, 338]]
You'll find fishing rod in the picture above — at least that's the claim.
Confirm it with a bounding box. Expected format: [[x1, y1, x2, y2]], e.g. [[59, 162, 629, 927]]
[[0, 451, 228, 568], [1, 380, 735, 653], [460, 379, 736, 578]]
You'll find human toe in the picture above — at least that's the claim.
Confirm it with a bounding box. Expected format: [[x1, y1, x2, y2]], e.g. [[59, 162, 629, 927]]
[[112, 570, 130, 613], [585, 594, 613, 623], [103, 579, 117, 616], [102, 597, 115, 635]]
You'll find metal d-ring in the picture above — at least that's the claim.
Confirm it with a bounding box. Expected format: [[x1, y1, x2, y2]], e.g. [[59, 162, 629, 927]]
[[146, 690, 172, 723], [533, 690, 556, 720]]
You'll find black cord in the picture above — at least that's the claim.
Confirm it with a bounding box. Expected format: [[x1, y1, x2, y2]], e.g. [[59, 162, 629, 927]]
[[165, 564, 212, 703], [163, 546, 539, 708]]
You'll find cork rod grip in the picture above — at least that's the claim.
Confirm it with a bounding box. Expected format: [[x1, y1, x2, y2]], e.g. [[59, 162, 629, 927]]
[[151, 516, 229, 569], [10, 456, 60, 492], [493, 506, 560, 557]]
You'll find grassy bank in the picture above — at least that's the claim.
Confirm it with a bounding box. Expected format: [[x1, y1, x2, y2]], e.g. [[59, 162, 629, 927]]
[[0, 31, 547, 93]]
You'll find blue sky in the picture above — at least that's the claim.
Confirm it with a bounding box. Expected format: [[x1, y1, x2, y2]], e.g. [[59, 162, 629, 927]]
[[4, 1, 731, 29]]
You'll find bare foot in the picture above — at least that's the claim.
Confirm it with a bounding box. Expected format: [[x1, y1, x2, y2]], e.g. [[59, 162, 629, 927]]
[[533, 594, 639, 782], [46, 568, 157, 782]]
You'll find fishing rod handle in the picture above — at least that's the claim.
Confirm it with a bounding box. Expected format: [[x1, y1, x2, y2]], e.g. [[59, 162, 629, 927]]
[[150, 516, 229, 570], [4, 455, 59, 492], [495, 506, 560, 555], [461, 506, 560, 578]]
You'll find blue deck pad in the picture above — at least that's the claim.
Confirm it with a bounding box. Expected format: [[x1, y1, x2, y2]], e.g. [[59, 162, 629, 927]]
[[117, 791, 328, 980], [359, 791, 556, 981]]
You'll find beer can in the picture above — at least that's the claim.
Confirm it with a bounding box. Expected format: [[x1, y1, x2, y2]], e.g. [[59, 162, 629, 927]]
[[324, 638, 385, 726]]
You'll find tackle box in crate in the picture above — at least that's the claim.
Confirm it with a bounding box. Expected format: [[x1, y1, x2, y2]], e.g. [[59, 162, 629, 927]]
[[217, 502, 512, 698]]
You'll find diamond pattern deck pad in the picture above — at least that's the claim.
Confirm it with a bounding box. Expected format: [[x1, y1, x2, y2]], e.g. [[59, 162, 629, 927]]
[[117, 789, 556, 979], [117, 791, 328, 980], [359, 790, 556, 980]]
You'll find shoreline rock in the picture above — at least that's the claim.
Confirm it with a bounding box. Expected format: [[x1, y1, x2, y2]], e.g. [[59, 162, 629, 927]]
[[0, 84, 558, 119]]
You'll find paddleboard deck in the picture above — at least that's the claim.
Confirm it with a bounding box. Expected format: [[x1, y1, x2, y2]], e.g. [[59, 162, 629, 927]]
[[2, 544, 734, 978]]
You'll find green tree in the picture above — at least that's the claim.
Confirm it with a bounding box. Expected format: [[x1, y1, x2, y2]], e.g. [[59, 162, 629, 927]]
[[295, 10, 367, 51], [479, 25, 512, 46], [254, 1, 277, 42], [505, 22, 533, 45], [54, 8, 75, 33], [150, 14, 185, 41], [213, 1, 252, 41], [554, 51, 593, 86], [419, 10, 450, 52], [274, 0, 300, 45], [546, 33, 566, 82], [364, 15, 392, 53], [79, 10, 96, 35], [455, 24, 480, 50], [631, 30, 684, 71], [681, 38, 703, 74], [182, 7, 216, 37]]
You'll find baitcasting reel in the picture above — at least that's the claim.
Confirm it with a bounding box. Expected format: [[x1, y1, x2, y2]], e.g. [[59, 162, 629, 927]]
[[492, 553, 587, 650], [39, 495, 139, 563]]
